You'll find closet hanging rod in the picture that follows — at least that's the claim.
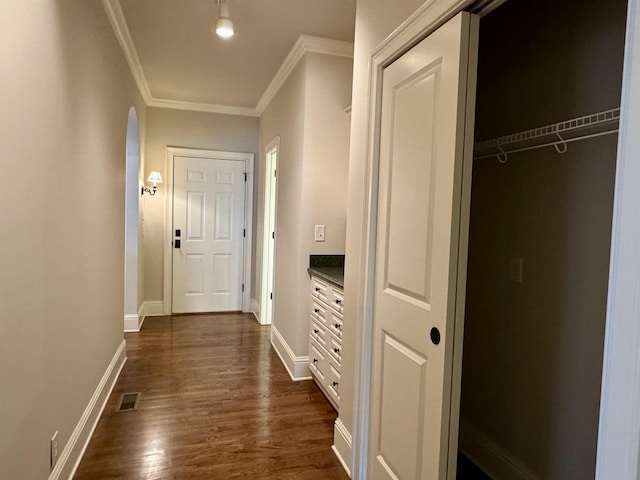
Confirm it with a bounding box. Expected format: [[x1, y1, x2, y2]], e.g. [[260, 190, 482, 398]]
[[474, 107, 620, 160]]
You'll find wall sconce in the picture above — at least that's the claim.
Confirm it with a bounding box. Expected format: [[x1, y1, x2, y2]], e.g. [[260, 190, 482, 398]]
[[141, 171, 163, 196]]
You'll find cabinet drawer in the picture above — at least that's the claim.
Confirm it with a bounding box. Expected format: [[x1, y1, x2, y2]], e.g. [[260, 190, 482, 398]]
[[328, 336, 342, 364], [308, 339, 327, 382], [329, 286, 344, 314], [311, 278, 330, 304], [328, 311, 343, 339], [310, 299, 328, 327], [310, 320, 328, 349], [327, 363, 341, 403]]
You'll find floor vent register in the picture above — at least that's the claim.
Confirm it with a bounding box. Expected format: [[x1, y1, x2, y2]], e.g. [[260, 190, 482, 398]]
[[115, 392, 141, 412]]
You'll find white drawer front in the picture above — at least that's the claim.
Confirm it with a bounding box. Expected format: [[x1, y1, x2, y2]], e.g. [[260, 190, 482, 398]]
[[309, 339, 327, 382], [311, 278, 330, 304], [310, 299, 328, 327], [327, 363, 341, 403], [329, 286, 344, 313], [329, 311, 343, 339], [310, 320, 328, 349], [328, 336, 342, 364]]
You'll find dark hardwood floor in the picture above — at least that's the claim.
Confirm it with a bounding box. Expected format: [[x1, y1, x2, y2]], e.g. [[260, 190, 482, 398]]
[[75, 314, 349, 480]]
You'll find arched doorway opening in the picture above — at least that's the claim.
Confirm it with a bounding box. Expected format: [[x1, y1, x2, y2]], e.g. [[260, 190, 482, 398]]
[[124, 107, 141, 332]]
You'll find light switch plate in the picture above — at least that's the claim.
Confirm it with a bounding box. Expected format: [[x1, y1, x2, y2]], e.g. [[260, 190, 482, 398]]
[[315, 225, 326, 242]]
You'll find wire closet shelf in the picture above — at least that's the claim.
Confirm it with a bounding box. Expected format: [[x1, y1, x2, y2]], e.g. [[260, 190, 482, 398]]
[[473, 107, 620, 162]]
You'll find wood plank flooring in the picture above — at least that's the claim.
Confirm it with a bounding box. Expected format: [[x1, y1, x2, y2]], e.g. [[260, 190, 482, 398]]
[[74, 314, 350, 480]]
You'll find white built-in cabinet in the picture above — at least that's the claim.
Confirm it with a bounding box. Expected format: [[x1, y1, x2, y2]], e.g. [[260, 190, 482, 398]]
[[308, 275, 344, 411]]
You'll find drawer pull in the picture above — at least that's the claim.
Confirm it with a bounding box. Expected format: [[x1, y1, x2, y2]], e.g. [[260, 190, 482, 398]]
[[313, 358, 318, 364], [333, 323, 341, 330], [313, 329, 320, 334], [335, 299, 342, 305], [332, 381, 339, 387], [315, 287, 321, 292], [333, 347, 340, 353], [314, 308, 320, 313]]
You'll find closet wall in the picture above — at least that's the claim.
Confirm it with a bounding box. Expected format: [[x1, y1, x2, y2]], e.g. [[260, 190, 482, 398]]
[[460, 0, 627, 478]]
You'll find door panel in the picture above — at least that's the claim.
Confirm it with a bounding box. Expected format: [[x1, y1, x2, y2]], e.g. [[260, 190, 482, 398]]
[[370, 12, 478, 480], [214, 193, 233, 240], [186, 192, 205, 240], [173, 156, 245, 313]]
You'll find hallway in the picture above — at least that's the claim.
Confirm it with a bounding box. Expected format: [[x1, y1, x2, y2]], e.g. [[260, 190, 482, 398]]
[[75, 314, 349, 479]]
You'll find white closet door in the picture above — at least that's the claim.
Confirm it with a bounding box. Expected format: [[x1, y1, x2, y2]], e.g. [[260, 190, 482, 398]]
[[172, 156, 245, 313], [369, 12, 478, 480]]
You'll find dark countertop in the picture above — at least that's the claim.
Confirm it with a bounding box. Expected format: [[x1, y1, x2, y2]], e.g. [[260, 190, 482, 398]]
[[308, 254, 345, 288], [308, 267, 344, 288]]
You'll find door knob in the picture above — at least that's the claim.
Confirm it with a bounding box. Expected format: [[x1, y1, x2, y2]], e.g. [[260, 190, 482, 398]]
[[174, 239, 181, 249], [430, 327, 441, 345]]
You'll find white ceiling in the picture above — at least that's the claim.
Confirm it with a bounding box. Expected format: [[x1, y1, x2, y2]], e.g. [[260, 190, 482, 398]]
[[114, 0, 356, 114]]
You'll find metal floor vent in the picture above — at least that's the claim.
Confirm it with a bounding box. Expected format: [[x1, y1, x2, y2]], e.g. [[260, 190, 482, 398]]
[[116, 392, 141, 412]]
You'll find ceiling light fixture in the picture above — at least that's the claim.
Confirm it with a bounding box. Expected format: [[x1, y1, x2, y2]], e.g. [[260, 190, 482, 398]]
[[214, 0, 234, 39]]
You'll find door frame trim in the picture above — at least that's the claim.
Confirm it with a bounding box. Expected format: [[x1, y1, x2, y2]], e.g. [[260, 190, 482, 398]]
[[351, 2, 475, 478], [163, 147, 255, 315], [596, 1, 640, 477], [259, 136, 279, 326]]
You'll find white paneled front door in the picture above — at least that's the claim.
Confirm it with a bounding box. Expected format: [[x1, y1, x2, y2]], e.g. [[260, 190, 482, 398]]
[[369, 12, 478, 480], [172, 156, 246, 313]]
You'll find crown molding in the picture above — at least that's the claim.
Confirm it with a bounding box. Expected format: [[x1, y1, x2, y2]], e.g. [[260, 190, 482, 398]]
[[147, 98, 259, 117], [103, 1, 354, 118], [102, 0, 152, 103], [255, 34, 354, 116]]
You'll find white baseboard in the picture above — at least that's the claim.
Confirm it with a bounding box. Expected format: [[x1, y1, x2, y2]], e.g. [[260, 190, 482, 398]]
[[332, 417, 353, 478], [251, 299, 260, 323], [125, 301, 164, 333], [270, 326, 311, 381], [123, 314, 140, 332], [49, 340, 127, 480], [140, 300, 164, 317], [459, 420, 540, 480]]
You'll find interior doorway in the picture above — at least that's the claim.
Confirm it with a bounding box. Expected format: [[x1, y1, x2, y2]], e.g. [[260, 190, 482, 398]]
[[171, 156, 246, 313], [124, 107, 141, 332], [352, 0, 629, 479], [458, 1, 626, 478], [163, 148, 254, 315], [260, 138, 279, 326]]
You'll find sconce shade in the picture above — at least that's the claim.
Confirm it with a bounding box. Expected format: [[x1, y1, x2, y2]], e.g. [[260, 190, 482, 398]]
[[147, 171, 163, 185]]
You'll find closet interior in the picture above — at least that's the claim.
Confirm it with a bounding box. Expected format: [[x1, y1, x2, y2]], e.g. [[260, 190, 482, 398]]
[[458, 0, 628, 478]]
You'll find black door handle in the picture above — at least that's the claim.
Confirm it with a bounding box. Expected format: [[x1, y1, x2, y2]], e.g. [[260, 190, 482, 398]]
[[174, 239, 181, 249]]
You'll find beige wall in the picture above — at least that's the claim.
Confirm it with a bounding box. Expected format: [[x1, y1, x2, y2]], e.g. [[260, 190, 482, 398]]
[[301, 54, 353, 258], [460, 0, 627, 478], [257, 53, 352, 358], [0, 1, 146, 477], [339, 0, 428, 453], [257, 59, 307, 339], [143, 107, 259, 303]]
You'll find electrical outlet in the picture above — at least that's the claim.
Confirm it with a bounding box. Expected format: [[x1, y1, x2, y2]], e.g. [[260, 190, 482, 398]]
[[314, 225, 326, 242], [509, 257, 524, 283], [50, 431, 59, 470]]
